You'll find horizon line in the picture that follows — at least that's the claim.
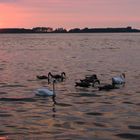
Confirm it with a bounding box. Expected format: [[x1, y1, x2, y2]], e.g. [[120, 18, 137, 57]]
[[0, 26, 140, 30]]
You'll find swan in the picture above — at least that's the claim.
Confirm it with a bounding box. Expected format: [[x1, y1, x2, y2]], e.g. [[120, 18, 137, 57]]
[[98, 84, 115, 91], [98, 73, 125, 91], [75, 81, 91, 88], [85, 74, 98, 80], [83, 74, 99, 82], [35, 80, 56, 97], [112, 73, 125, 85], [36, 75, 48, 80], [80, 74, 100, 87], [48, 72, 66, 81], [36, 72, 52, 80], [36, 72, 53, 83]]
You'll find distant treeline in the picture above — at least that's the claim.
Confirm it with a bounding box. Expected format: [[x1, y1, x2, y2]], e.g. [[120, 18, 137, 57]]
[[0, 26, 140, 33]]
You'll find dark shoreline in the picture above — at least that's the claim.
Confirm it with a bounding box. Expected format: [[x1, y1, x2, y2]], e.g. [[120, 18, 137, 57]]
[[0, 26, 140, 34]]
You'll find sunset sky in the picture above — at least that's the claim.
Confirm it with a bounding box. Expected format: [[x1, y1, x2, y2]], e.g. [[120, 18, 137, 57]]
[[0, 0, 140, 29]]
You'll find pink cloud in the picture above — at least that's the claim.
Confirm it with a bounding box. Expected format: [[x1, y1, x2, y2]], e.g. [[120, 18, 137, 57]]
[[0, 0, 140, 29]]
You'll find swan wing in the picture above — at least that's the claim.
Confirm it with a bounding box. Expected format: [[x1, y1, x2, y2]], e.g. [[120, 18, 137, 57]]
[[112, 76, 125, 84], [35, 88, 53, 96]]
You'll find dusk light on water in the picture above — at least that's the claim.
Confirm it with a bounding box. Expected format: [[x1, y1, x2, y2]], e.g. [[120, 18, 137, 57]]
[[0, 0, 140, 140], [0, 33, 140, 139]]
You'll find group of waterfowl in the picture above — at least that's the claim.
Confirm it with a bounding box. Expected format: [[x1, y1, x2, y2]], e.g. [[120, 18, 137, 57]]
[[99, 73, 125, 91], [77, 73, 125, 91], [35, 72, 125, 97], [35, 72, 66, 97], [75, 74, 100, 88], [36, 72, 66, 82]]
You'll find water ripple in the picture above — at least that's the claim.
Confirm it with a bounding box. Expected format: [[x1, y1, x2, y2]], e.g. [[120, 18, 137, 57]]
[[86, 112, 103, 116], [0, 92, 8, 95], [78, 93, 102, 97], [0, 113, 12, 117], [123, 101, 135, 104], [128, 125, 140, 130], [1, 84, 27, 88], [0, 97, 35, 102], [56, 102, 72, 107], [0, 33, 140, 139], [116, 133, 140, 140]]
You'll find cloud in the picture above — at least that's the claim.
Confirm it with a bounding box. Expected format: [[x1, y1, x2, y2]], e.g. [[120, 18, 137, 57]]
[[0, 0, 140, 29], [0, 0, 19, 3]]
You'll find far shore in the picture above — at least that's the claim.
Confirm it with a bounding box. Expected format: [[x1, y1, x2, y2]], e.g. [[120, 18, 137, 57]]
[[0, 26, 140, 34]]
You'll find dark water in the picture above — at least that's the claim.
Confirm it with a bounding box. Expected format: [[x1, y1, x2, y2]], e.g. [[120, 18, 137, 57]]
[[0, 33, 140, 140]]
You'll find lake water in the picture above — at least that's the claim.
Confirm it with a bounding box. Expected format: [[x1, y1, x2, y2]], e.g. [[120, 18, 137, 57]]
[[0, 33, 140, 140]]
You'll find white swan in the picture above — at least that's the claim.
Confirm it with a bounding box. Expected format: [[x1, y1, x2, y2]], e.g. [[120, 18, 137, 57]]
[[112, 73, 125, 85], [35, 80, 56, 97]]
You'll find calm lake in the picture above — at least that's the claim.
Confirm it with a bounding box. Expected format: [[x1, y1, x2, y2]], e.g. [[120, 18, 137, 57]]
[[0, 33, 140, 140]]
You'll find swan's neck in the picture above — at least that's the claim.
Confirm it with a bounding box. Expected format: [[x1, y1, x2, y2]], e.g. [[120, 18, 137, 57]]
[[122, 73, 125, 79], [61, 72, 66, 81], [48, 72, 53, 77], [53, 81, 55, 96], [48, 72, 53, 82], [120, 74, 125, 79], [61, 72, 65, 76]]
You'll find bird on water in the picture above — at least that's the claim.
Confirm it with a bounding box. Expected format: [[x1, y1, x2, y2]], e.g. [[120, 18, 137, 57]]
[[98, 73, 126, 91], [35, 80, 56, 97], [112, 73, 125, 85], [48, 72, 66, 82]]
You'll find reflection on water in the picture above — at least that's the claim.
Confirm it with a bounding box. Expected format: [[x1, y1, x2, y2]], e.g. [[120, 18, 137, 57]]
[[0, 33, 140, 139]]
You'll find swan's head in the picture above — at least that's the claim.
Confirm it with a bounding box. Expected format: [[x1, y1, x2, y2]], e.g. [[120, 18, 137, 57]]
[[61, 72, 66, 78], [122, 73, 125, 78], [48, 72, 52, 76], [91, 74, 98, 79], [60, 72, 66, 81], [36, 75, 40, 79]]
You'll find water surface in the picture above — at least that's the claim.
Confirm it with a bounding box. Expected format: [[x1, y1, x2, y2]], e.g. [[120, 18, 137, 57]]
[[0, 33, 140, 140]]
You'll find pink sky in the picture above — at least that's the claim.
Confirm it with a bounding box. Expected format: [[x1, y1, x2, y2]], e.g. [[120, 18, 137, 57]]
[[0, 0, 140, 29]]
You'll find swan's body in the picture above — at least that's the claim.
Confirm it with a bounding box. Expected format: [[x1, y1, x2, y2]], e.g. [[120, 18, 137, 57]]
[[36, 75, 48, 80], [112, 73, 125, 85], [35, 80, 55, 96], [80, 74, 100, 87], [85, 74, 98, 80], [35, 88, 54, 96], [75, 81, 91, 88], [49, 72, 66, 81], [98, 84, 115, 91]]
